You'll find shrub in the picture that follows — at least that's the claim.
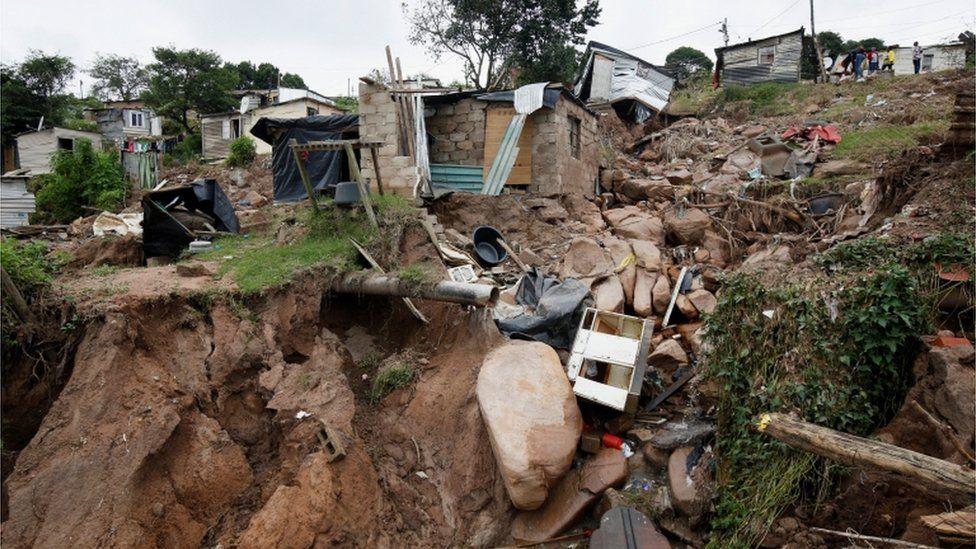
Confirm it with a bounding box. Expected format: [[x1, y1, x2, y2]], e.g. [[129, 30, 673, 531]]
[[33, 138, 128, 224], [226, 136, 256, 167], [369, 362, 414, 404], [0, 240, 64, 366], [166, 132, 202, 165]]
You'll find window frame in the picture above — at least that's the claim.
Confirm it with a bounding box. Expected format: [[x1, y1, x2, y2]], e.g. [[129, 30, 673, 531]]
[[127, 110, 144, 128], [568, 115, 582, 160], [758, 45, 776, 65]]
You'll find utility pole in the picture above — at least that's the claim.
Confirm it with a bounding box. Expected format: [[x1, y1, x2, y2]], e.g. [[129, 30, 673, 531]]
[[810, 0, 829, 82], [720, 18, 729, 47]]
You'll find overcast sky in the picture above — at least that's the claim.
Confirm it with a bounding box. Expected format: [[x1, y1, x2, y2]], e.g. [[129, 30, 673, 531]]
[[2, 0, 974, 97]]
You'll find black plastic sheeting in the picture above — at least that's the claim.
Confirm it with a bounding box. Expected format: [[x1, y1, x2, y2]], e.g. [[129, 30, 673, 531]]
[[496, 268, 592, 350], [250, 114, 359, 203], [142, 178, 239, 258]]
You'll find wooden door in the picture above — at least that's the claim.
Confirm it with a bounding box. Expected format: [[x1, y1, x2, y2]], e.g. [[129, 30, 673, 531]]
[[483, 107, 533, 186]]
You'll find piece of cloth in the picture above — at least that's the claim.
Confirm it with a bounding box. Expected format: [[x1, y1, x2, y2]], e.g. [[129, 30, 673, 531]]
[[781, 124, 842, 144], [496, 268, 592, 350]]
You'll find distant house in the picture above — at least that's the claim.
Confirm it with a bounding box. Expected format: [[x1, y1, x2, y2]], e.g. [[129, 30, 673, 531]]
[[892, 42, 967, 74], [200, 88, 345, 157], [575, 41, 676, 123], [84, 100, 162, 142], [714, 27, 805, 86], [13, 127, 104, 175]]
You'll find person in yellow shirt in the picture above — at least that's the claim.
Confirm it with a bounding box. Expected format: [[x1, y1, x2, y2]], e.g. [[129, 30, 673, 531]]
[[882, 47, 895, 71]]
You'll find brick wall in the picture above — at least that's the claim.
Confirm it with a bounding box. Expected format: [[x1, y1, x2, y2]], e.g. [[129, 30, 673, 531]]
[[425, 98, 487, 166], [530, 98, 599, 195], [358, 82, 418, 196]]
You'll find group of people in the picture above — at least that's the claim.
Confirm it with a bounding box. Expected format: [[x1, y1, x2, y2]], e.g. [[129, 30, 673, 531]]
[[834, 41, 925, 81]]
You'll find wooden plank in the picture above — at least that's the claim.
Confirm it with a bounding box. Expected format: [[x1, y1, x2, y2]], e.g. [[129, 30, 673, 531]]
[[483, 107, 534, 185], [343, 143, 376, 228], [289, 138, 319, 211]]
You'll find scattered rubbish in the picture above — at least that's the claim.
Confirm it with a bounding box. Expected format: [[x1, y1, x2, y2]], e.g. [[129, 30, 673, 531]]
[[415, 471, 429, 479], [349, 238, 428, 324], [643, 369, 696, 413], [295, 410, 311, 420], [566, 308, 653, 413], [662, 267, 689, 327], [447, 264, 477, 283], [601, 433, 625, 450], [581, 430, 603, 453], [316, 419, 346, 463], [496, 268, 591, 349], [92, 212, 143, 237], [142, 178, 239, 260], [747, 135, 791, 177], [807, 192, 846, 215], [762, 309, 775, 319], [472, 225, 508, 267], [590, 507, 671, 549], [187, 240, 213, 253], [780, 124, 841, 144], [648, 419, 716, 450]]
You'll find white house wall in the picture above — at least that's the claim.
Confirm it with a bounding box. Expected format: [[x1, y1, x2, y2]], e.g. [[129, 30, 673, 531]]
[[892, 45, 967, 75], [16, 128, 103, 175]]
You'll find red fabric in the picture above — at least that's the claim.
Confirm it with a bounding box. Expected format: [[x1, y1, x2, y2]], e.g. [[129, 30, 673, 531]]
[[781, 124, 842, 144]]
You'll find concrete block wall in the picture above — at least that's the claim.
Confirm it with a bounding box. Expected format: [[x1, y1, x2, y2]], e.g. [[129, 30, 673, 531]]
[[425, 99, 487, 166], [358, 82, 418, 196], [530, 98, 599, 196]]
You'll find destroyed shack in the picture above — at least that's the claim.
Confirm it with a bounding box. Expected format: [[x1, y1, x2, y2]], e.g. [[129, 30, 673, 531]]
[[714, 27, 805, 86], [358, 81, 599, 196], [201, 88, 345, 157], [250, 114, 360, 202], [575, 41, 676, 123], [12, 127, 104, 175], [83, 101, 162, 142]]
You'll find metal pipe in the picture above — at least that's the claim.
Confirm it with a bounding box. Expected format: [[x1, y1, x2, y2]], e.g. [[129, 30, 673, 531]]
[[332, 274, 498, 307]]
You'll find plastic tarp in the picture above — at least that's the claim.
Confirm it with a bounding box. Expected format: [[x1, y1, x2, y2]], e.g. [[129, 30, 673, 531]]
[[496, 268, 592, 350], [142, 178, 239, 258], [250, 114, 359, 203], [476, 88, 562, 110]]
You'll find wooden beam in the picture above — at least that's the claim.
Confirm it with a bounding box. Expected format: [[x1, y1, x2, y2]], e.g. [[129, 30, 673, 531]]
[[757, 412, 975, 498], [809, 527, 938, 548], [343, 143, 377, 229], [368, 145, 385, 196], [289, 138, 319, 211]]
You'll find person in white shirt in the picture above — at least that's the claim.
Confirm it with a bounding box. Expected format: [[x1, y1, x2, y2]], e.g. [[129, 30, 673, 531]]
[[913, 42, 923, 74]]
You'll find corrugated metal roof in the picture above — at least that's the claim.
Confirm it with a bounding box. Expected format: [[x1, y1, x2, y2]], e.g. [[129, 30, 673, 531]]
[[715, 27, 805, 54]]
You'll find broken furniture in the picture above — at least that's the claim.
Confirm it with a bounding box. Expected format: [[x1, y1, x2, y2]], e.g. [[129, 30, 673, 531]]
[[141, 178, 239, 260], [566, 308, 653, 414]]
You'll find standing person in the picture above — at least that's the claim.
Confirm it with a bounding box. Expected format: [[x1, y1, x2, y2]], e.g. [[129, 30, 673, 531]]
[[854, 46, 866, 80], [868, 47, 879, 74], [913, 41, 923, 74], [882, 47, 895, 71]]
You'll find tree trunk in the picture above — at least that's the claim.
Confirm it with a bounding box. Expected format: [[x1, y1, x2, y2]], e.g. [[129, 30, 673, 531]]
[[757, 412, 975, 499], [0, 265, 36, 326]]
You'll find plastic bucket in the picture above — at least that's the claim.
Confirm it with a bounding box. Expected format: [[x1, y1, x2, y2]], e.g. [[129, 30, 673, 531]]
[[333, 181, 361, 206], [472, 225, 508, 267]]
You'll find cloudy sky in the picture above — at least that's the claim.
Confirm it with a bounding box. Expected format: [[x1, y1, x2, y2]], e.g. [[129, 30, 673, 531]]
[[2, 0, 973, 97]]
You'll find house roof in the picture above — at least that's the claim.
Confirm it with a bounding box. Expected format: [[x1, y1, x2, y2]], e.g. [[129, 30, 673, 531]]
[[715, 27, 805, 54], [477, 84, 598, 116], [582, 41, 674, 77], [14, 126, 103, 139], [199, 96, 343, 119]]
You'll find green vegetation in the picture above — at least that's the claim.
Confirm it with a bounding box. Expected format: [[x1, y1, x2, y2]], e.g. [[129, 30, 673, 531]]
[[226, 136, 256, 167], [333, 96, 358, 113], [397, 263, 438, 295], [0, 240, 63, 365], [369, 362, 414, 404], [202, 194, 416, 294], [92, 264, 120, 277], [166, 133, 202, 164], [356, 351, 382, 371], [33, 138, 129, 224], [665, 46, 714, 80], [705, 267, 928, 547], [832, 122, 949, 161], [719, 82, 811, 116]]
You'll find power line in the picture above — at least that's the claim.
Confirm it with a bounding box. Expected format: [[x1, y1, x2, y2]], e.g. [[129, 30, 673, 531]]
[[752, 0, 803, 35], [624, 21, 723, 52]]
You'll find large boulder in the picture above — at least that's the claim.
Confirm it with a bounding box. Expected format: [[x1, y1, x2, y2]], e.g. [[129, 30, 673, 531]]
[[652, 274, 672, 315], [667, 446, 714, 524], [686, 289, 717, 316], [631, 240, 663, 272], [664, 168, 693, 185], [603, 207, 665, 243], [604, 237, 636, 306], [702, 230, 731, 267], [477, 341, 582, 510], [647, 339, 688, 376], [559, 237, 612, 285], [664, 208, 711, 246], [511, 448, 628, 542], [740, 245, 792, 272], [593, 276, 625, 313], [633, 270, 656, 318]]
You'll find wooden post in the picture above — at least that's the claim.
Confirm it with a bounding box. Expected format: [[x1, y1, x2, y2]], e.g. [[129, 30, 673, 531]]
[[368, 145, 385, 196], [343, 143, 377, 229], [289, 138, 318, 211], [394, 57, 415, 158], [1, 265, 36, 326], [757, 412, 975, 498], [385, 46, 409, 157]]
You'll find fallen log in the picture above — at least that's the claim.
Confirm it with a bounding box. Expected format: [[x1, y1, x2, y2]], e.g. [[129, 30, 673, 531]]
[[809, 527, 939, 548], [332, 273, 498, 307], [0, 265, 36, 326], [757, 412, 975, 498]]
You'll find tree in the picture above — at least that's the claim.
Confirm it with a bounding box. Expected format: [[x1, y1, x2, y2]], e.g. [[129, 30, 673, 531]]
[[665, 46, 714, 80], [0, 64, 46, 142], [279, 72, 306, 89], [817, 31, 844, 58], [143, 47, 237, 131], [405, 0, 600, 90], [17, 50, 75, 122], [228, 61, 307, 89], [87, 54, 148, 101]]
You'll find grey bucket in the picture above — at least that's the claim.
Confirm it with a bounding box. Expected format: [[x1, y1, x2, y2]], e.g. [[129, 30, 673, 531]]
[[472, 225, 508, 267], [333, 181, 361, 206]]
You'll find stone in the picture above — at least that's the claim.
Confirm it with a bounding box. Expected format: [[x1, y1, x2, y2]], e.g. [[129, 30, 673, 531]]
[[511, 448, 628, 542], [175, 263, 213, 278], [803, 103, 821, 114], [667, 446, 714, 523], [740, 124, 767, 138], [675, 294, 699, 320], [676, 323, 703, 356], [740, 245, 793, 272], [632, 270, 656, 318], [643, 444, 670, 468], [929, 346, 976, 445], [631, 240, 663, 272], [814, 159, 870, 177], [686, 289, 717, 316], [639, 148, 660, 162], [244, 190, 268, 208], [664, 208, 711, 246], [477, 341, 582, 510], [720, 148, 761, 175], [693, 248, 710, 262], [593, 276, 625, 313], [559, 237, 613, 285], [603, 207, 665, 244], [702, 230, 730, 266], [652, 274, 671, 316], [664, 168, 693, 185], [651, 419, 716, 450], [604, 237, 635, 306], [647, 339, 688, 376]]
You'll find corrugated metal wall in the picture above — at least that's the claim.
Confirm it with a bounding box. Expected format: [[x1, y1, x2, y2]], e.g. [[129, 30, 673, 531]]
[[721, 32, 803, 86]]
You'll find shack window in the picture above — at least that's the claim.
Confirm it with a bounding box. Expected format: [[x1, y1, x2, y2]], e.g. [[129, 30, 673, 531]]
[[57, 138, 74, 151], [758, 45, 775, 65], [922, 54, 934, 71], [569, 116, 581, 159], [307, 107, 318, 116], [231, 119, 241, 138], [128, 110, 144, 127]]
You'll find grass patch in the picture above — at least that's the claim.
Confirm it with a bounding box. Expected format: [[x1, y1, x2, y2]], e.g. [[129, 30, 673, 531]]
[[0, 240, 65, 366], [833, 121, 949, 161], [397, 263, 439, 296], [704, 266, 929, 547], [369, 362, 414, 404], [719, 82, 813, 116], [92, 264, 120, 277]]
